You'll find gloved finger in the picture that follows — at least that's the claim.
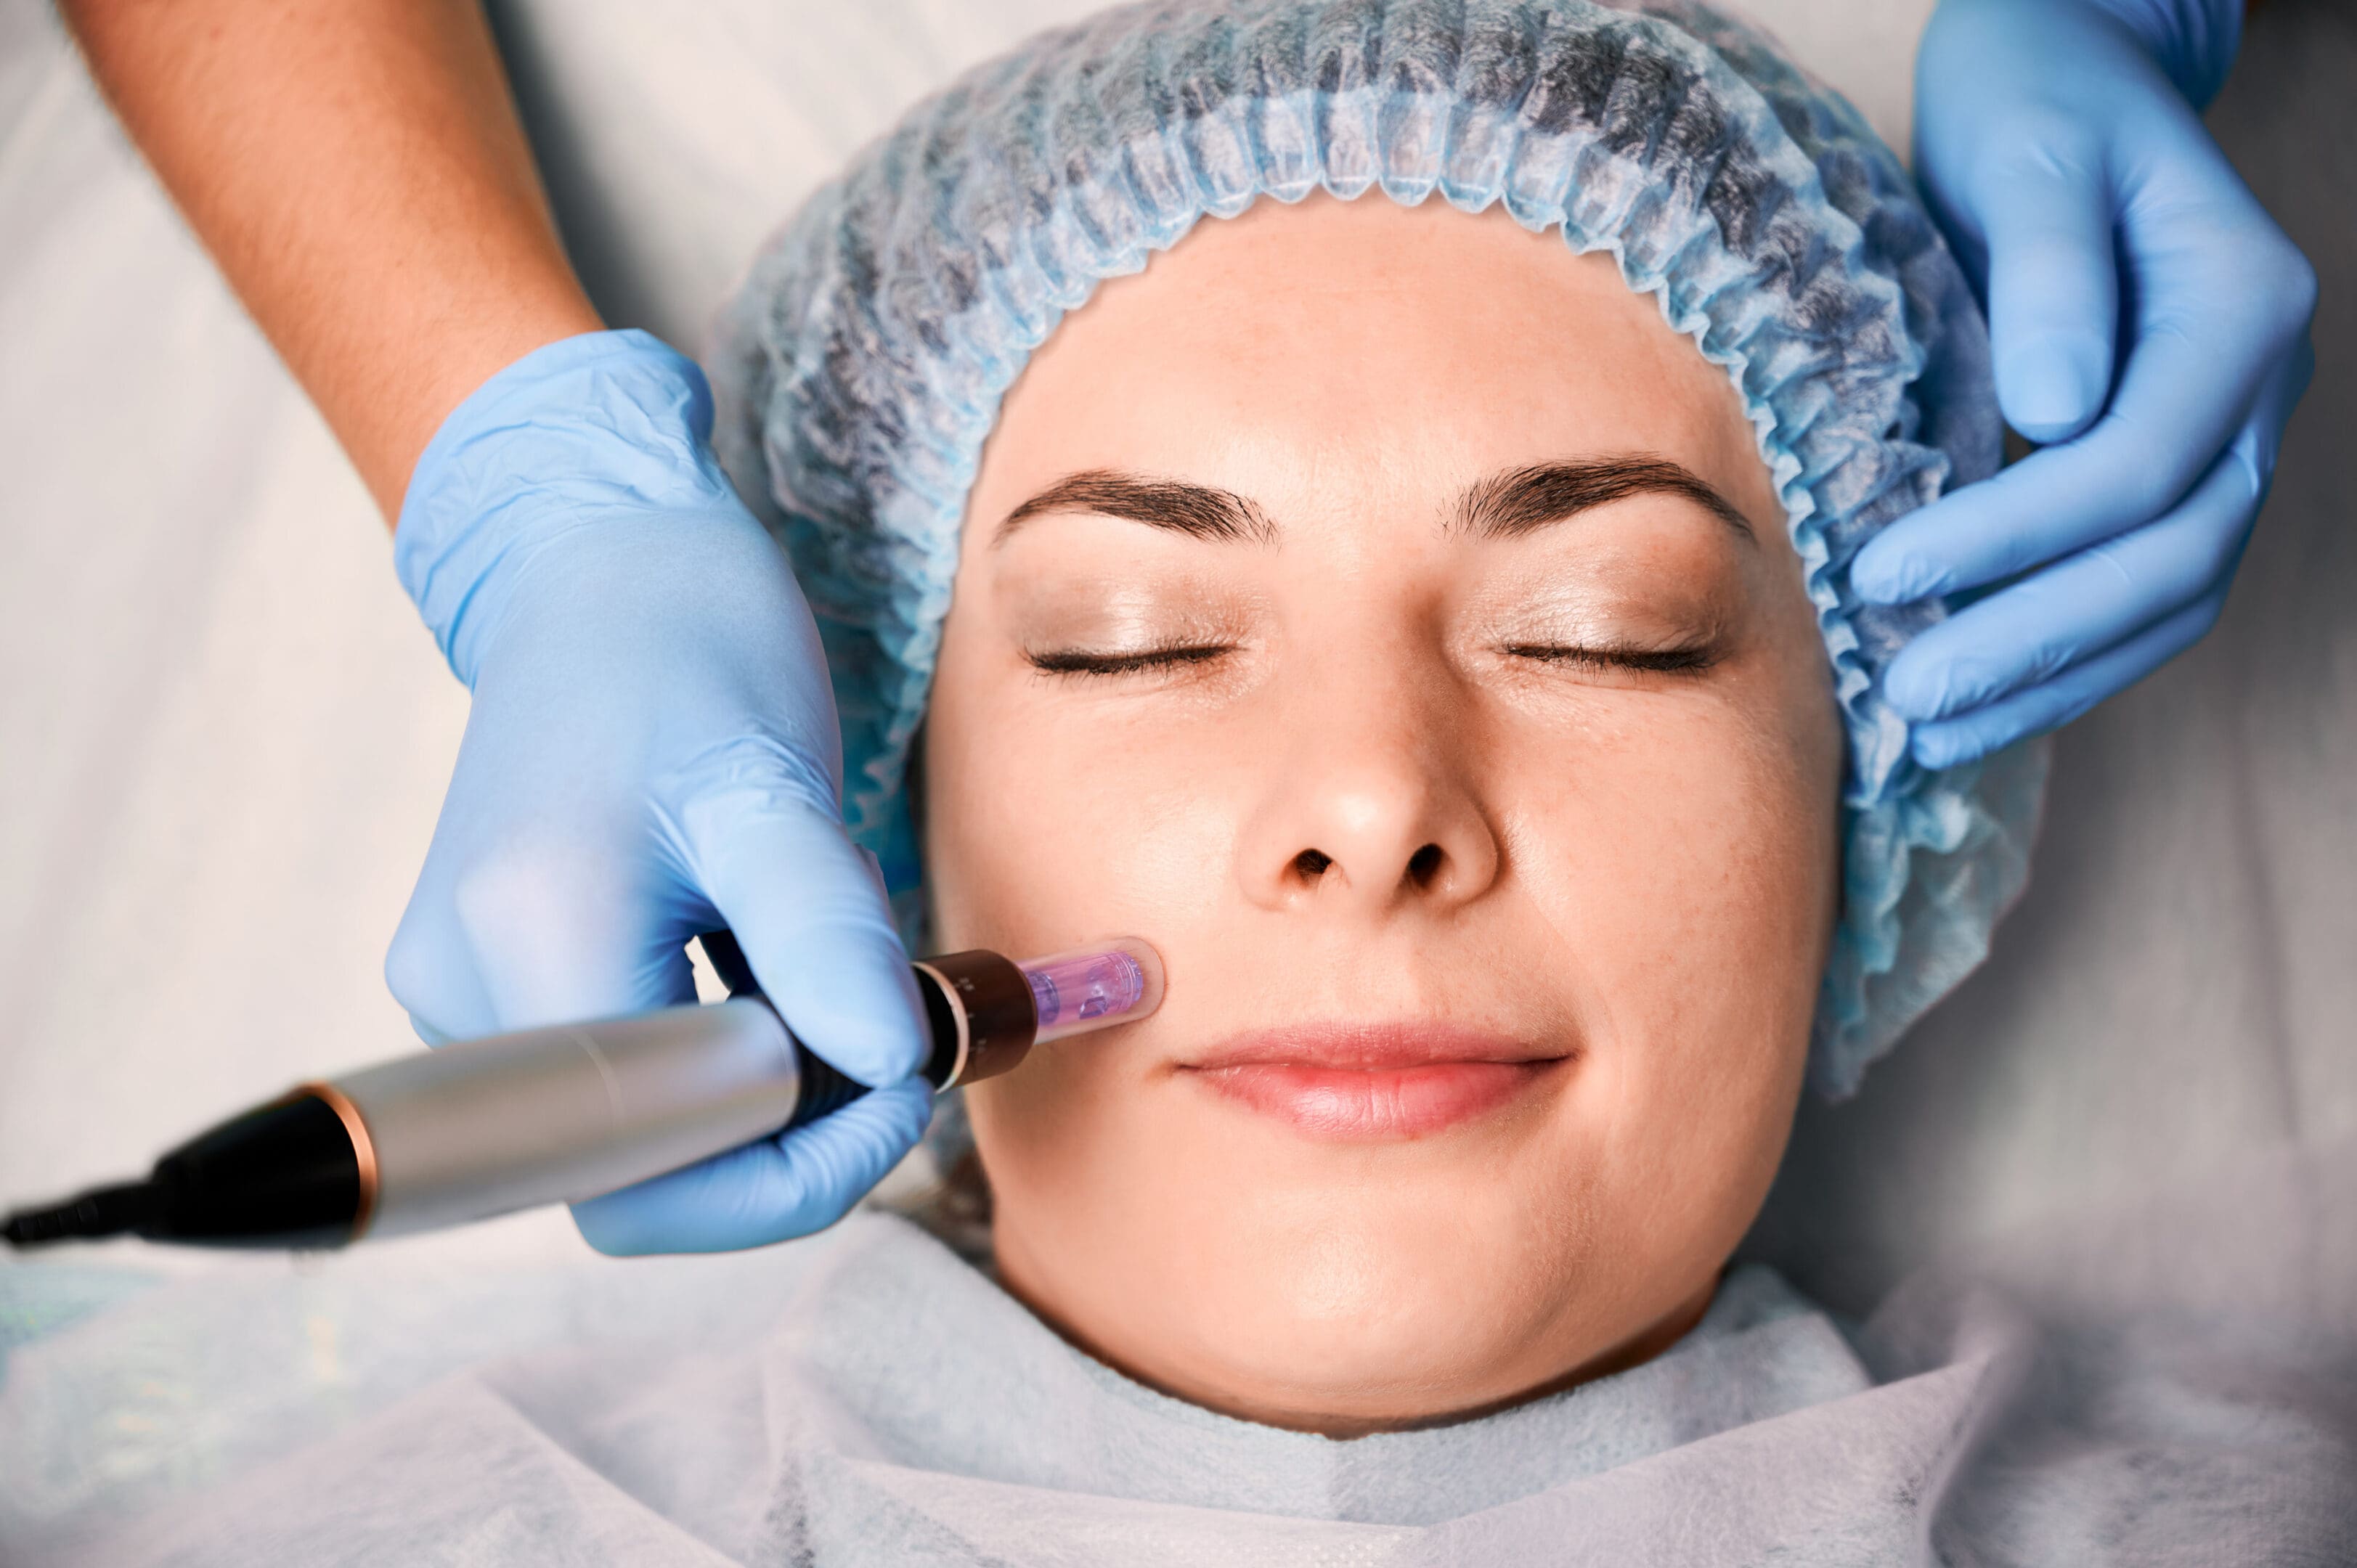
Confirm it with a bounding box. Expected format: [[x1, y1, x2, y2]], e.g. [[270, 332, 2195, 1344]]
[[664, 739, 929, 1087], [384, 878, 499, 1046], [385, 779, 511, 1046], [1972, 131, 2120, 444], [1854, 189, 2311, 605], [446, 824, 699, 1032], [1880, 442, 2257, 722], [1907, 589, 2228, 770], [2232, 329, 2319, 499], [568, 1077, 935, 1254]]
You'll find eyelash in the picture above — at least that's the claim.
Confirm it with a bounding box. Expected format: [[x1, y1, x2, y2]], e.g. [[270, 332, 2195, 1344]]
[[1027, 645, 1234, 677], [1502, 643, 1722, 675]]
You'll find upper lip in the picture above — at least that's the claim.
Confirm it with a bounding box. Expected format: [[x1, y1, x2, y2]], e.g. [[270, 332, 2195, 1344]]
[[1180, 1023, 1571, 1071]]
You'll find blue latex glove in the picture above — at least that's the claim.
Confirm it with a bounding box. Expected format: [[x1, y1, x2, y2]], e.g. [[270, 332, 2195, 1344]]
[[386, 330, 935, 1254], [1852, 0, 2316, 767]]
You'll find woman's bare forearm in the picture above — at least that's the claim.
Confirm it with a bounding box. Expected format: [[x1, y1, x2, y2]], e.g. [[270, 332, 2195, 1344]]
[[59, 0, 605, 521]]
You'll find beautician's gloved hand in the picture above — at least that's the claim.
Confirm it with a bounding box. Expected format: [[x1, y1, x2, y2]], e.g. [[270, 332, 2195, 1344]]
[[1852, 0, 2316, 767], [386, 330, 935, 1254]]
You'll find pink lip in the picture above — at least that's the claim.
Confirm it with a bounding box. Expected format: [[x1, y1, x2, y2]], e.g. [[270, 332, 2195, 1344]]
[[1179, 1024, 1573, 1140]]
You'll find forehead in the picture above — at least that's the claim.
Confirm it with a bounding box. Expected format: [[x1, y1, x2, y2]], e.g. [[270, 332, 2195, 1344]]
[[969, 193, 1777, 533]]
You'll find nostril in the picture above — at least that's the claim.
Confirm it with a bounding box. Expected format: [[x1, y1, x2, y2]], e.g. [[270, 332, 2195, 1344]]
[[1407, 843, 1444, 889], [1292, 848, 1334, 881]]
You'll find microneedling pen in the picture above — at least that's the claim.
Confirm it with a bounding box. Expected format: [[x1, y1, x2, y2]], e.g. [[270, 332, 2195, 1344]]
[[1, 935, 1162, 1251]]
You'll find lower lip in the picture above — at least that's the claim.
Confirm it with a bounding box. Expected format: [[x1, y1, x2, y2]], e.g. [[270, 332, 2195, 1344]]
[[1187, 1060, 1563, 1139]]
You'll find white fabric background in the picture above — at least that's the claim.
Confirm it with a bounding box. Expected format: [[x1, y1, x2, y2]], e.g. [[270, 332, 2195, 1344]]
[[0, 0, 2346, 1306]]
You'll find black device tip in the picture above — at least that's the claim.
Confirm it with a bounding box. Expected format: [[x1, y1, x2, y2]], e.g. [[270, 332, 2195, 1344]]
[[1, 1182, 159, 1247]]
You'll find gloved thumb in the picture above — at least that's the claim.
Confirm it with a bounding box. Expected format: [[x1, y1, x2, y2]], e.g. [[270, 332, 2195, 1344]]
[[1972, 132, 2120, 444], [664, 740, 929, 1087]]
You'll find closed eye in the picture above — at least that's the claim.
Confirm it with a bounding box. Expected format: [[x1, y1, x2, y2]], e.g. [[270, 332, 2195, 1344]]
[[1503, 643, 1721, 675], [1027, 644, 1234, 677]]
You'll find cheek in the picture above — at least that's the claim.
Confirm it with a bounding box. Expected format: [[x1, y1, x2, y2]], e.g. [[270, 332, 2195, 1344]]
[[924, 643, 1239, 957], [1499, 671, 1839, 1142]]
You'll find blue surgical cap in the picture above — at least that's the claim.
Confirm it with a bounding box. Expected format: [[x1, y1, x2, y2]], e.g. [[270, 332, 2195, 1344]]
[[711, 0, 2048, 1096]]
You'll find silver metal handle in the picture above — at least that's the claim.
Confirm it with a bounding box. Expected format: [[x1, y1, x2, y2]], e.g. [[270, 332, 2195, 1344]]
[[332, 999, 802, 1238]]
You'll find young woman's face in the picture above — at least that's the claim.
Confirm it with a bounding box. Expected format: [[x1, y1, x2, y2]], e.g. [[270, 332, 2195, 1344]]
[[924, 195, 1842, 1435]]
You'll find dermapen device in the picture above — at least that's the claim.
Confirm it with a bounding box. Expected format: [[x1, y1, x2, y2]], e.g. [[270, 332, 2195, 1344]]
[[0, 934, 1162, 1250]]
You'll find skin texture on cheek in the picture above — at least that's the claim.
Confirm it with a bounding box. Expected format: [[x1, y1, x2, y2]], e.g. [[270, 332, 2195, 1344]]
[[923, 195, 1843, 1434]]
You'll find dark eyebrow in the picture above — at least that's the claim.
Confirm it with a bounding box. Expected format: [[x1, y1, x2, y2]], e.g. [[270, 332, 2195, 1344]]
[[1454, 457, 1755, 543], [995, 468, 1277, 547]]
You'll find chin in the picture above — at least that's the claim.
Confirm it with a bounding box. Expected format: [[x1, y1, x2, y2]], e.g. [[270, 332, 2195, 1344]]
[[1110, 1169, 1603, 1427]]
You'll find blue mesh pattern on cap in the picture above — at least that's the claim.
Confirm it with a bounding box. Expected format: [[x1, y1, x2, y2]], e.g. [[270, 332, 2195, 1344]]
[[711, 0, 2047, 1097]]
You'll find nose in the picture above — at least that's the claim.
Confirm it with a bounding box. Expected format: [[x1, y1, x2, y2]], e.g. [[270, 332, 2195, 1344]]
[[1234, 661, 1502, 919]]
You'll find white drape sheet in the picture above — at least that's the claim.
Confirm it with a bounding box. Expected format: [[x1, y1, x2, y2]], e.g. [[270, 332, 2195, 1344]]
[[5, 1139, 2353, 1564]]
